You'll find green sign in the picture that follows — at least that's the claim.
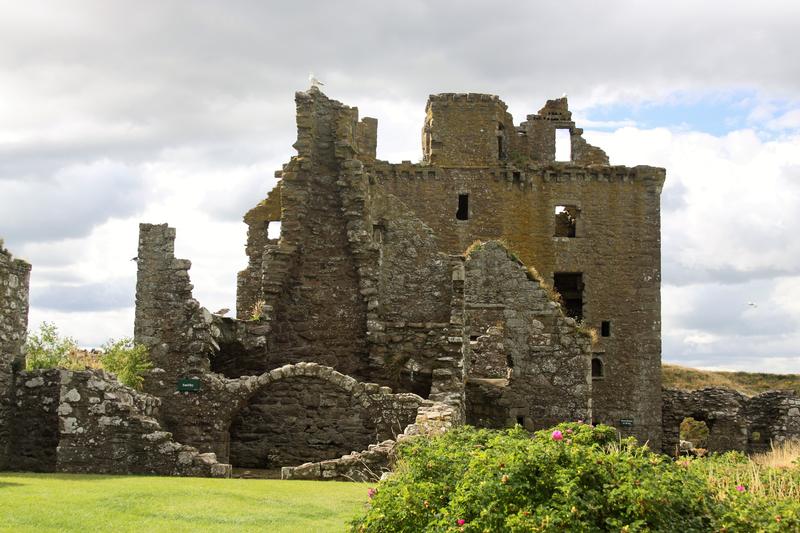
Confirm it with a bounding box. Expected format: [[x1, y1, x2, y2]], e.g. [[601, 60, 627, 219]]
[[619, 418, 634, 427], [177, 378, 201, 392]]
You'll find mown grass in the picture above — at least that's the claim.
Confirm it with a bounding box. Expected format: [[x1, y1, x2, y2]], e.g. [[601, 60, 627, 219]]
[[0, 473, 369, 533], [662, 363, 800, 396]]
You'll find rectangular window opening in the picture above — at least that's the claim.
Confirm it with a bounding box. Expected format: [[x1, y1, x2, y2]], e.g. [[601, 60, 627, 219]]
[[553, 272, 583, 320], [592, 358, 604, 378], [267, 221, 282, 240], [372, 224, 384, 244], [554, 205, 578, 237], [555, 128, 572, 162], [601, 321, 611, 337], [512, 171, 521, 182], [516, 415, 525, 426], [456, 193, 469, 221]]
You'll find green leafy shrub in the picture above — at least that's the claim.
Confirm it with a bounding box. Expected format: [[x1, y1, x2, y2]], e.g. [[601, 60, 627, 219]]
[[25, 322, 79, 370], [351, 423, 718, 532], [99, 338, 152, 391]]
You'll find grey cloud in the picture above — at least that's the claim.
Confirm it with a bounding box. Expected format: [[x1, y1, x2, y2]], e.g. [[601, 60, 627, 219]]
[[0, 160, 148, 244], [30, 278, 135, 312]]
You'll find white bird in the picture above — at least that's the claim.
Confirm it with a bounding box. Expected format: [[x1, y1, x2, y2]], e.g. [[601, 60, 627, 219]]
[[308, 72, 324, 89], [214, 307, 230, 316]]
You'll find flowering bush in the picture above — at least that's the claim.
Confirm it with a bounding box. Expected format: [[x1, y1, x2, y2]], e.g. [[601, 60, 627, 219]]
[[350, 423, 717, 532]]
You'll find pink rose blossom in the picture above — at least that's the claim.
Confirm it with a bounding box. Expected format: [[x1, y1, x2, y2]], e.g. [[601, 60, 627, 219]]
[[735, 485, 745, 492], [368, 487, 377, 499], [457, 518, 466, 526], [552, 430, 564, 441]]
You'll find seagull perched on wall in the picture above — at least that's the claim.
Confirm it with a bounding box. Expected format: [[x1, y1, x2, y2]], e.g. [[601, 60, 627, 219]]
[[214, 308, 230, 316], [308, 72, 324, 89]]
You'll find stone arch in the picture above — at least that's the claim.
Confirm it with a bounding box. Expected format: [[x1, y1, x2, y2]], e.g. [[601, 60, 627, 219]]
[[225, 363, 412, 470], [662, 388, 748, 455]]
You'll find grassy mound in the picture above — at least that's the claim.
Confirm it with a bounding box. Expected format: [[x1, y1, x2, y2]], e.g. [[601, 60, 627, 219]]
[[662, 364, 800, 396]]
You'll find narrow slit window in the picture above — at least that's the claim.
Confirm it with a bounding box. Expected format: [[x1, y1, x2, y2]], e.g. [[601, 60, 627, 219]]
[[497, 122, 505, 159], [456, 193, 469, 221], [601, 321, 611, 337], [554, 205, 578, 237], [553, 272, 583, 320], [267, 221, 281, 240], [591, 358, 604, 378], [555, 128, 571, 161]]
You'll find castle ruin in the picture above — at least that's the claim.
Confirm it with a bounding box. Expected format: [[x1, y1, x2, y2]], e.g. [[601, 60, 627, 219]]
[[1, 88, 798, 478]]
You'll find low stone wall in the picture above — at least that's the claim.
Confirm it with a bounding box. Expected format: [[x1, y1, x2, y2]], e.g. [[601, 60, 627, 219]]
[[282, 398, 459, 482], [6, 369, 230, 477], [662, 387, 800, 455], [8, 370, 60, 472]]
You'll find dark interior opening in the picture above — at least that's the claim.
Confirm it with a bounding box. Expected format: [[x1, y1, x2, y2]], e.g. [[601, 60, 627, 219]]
[[591, 357, 603, 378], [601, 320, 611, 337], [512, 171, 521, 182], [456, 193, 469, 220], [516, 415, 525, 426], [497, 123, 505, 159], [554, 206, 578, 237], [553, 272, 583, 320]]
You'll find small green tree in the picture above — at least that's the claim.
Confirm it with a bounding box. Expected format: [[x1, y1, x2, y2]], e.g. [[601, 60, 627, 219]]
[[25, 322, 78, 370], [99, 338, 152, 391]]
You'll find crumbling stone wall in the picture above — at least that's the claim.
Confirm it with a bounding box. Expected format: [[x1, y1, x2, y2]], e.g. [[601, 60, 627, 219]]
[[463, 242, 592, 430], [662, 387, 800, 455], [7, 369, 229, 476], [229, 374, 419, 468], [8, 369, 60, 472], [0, 241, 31, 470]]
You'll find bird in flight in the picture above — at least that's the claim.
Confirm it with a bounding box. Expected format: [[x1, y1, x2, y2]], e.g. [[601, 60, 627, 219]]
[[214, 308, 230, 316]]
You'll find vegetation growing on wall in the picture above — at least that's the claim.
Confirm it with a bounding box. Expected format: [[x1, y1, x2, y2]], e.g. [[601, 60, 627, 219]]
[[663, 364, 800, 396], [24, 323, 151, 390]]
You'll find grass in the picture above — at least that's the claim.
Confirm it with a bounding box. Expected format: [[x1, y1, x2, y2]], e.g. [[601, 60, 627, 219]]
[[690, 441, 800, 501], [0, 473, 369, 533], [662, 364, 800, 396]]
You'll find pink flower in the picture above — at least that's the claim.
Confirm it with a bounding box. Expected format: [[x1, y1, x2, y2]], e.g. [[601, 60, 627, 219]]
[[566, 428, 573, 434], [457, 519, 466, 526], [552, 430, 564, 441], [735, 485, 745, 492], [367, 488, 377, 499]]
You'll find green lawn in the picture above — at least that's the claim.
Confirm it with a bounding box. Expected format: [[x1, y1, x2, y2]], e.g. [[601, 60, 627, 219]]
[[0, 473, 369, 532]]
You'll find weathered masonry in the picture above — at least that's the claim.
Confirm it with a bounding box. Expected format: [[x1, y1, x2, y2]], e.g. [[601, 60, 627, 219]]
[[4, 88, 798, 479], [234, 89, 664, 447]]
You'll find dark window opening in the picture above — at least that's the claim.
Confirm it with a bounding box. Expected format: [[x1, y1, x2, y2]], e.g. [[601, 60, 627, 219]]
[[591, 358, 603, 378], [554, 206, 578, 237], [513, 171, 521, 182], [497, 123, 506, 160], [456, 193, 469, 221], [469, 335, 479, 342], [427, 170, 436, 178], [553, 272, 583, 320], [372, 224, 384, 244], [601, 321, 611, 337], [516, 415, 525, 426], [415, 170, 423, 178]]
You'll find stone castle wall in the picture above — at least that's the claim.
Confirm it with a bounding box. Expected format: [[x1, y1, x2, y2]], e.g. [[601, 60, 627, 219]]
[[0, 242, 31, 470], [377, 163, 664, 445], [464, 242, 592, 430], [662, 387, 800, 455], [7, 369, 229, 477]]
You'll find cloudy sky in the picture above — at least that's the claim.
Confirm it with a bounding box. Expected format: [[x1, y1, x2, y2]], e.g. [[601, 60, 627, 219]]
[[1, 1, 799, 372]]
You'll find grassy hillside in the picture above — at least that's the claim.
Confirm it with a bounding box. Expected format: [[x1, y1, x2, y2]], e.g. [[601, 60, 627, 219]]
[[663, 364, 800, 396]]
